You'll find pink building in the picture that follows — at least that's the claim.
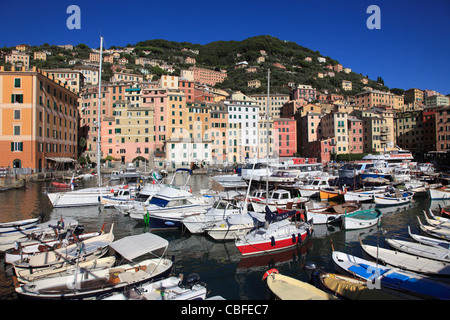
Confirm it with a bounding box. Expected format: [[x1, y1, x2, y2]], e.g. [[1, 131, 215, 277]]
[[298, 112, 322, 157], [309, 138, 332, 164], [142, 88, 169, 154], [348, 117, 364, 153], [274, 118, 297, 157]]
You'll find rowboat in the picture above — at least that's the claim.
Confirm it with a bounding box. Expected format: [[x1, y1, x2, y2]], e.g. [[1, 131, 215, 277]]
[[319, 186, 346, 201], [14, 232, 173, 300], [332, 250, 450, 300], [341, 208, 382, 230], [4, 229, 102, 264], [374, 191, 414, 206], [429, 186, 450, 200], [417, 216, 450, 241], [306, 203, 361, 225], [14, 256, 117, 284], [423, 210, 450, 229], [0, 217, 40, 235], [318, 272, 406, 300], [0, 218, 79, 251], [263, 269, 338, 300], [360, 240, 450, 277], [344, 187, 388, 203], [407, 226, 450, 250], [13, 224, 115, 273], [101, 274, 208, 300], [386, 237, 450, 262], [235, 218, 312, 256], [427, 209, 450, 224]]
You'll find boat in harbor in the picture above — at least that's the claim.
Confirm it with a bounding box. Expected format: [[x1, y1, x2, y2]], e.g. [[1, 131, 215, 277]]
[[297, 176, 334, 198], [128, 186, 213, 229], [182, 198, 242, 234], [331, 250, 450, 300], [235, 208, 313, 256], [14, 232, 173, 300], [344, 186, 388, 203], [417, 216, 450, 241], [428, 186, 450, 200], [360, 239, 450, 277], [245, 189, 305, 213], [407, 226, 450, 250], [385, 238, 450, 263], [0, 217, 41, 235], [263, 269, 337, 300], [341, 208, 382, 230], [319, 186, 346, 201], [374, 190, 414, 206], [100, 274, 208, 300], [305, 202, 361, 225], [13, 224, 114, 273], [338, 161, 374, 179]]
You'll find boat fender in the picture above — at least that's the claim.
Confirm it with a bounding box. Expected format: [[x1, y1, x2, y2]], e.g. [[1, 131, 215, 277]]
[[262, 268, 279, 281], [292, 234, 296, 243], [270, 236, 276, 247]]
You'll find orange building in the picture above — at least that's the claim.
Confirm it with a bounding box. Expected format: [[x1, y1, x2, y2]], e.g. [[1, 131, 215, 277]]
[[0, 66, 79, 171]]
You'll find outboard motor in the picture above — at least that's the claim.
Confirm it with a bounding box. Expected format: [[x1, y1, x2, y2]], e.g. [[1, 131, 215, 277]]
[[304, 261, 318, 284], [73, 225, 85, 236], [186, 273, 200, 288]]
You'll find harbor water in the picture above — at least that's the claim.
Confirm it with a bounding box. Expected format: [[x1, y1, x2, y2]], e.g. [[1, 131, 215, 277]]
[[0, 173, 449, 300]]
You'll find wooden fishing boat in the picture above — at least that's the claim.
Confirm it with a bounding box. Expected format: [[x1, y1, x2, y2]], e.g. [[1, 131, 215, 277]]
[[429, 186, 450, 200], [385, 238, 450, 263], [341, 208, 382, 230], [344, 187, 388, 203], [408, 226, 450, 249], [319, 186, 346, 201], [0, 217, 40, 235], [374, 191, 414, 206], [423, 210, 450, 229], [14, 232, 173, 300], [331, 250, 450, 300], [4, 229, 101, 264], [417, 216, 450, 241], [263, 269, 338, 300], [427, 209, 450, 224], [318, 272, 406, 300], [13, 224, 115, 273], [360, 240, 450, 277], [306, 203, 362, 225], [14, 256, 117, 284]]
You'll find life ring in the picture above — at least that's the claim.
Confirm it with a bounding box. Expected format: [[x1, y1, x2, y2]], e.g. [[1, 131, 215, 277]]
[[263, 268, 279, 281]]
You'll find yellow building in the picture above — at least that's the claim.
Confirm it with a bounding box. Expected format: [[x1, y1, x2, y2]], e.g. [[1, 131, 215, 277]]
[[0, 66, 79, 171], [42, 69, 84, 93], [33, 52, 47, 61]]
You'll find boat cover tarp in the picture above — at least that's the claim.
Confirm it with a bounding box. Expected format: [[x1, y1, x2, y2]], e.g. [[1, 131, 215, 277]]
[[110, 233, 168, 261]]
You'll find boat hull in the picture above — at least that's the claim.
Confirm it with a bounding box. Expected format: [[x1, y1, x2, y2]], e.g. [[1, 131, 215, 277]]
[[429, 188, 450, 200], [342, 209, 382, 230]]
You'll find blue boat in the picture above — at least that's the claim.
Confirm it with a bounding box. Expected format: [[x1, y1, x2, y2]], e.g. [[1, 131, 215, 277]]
[[332, 251, 450, 300]]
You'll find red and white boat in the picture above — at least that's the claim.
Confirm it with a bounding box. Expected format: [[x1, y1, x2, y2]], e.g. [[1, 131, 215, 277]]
[[235, 207, 313, 256]]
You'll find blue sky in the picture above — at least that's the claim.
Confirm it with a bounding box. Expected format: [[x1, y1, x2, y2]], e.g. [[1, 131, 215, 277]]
[[1, 0, 449, 94]]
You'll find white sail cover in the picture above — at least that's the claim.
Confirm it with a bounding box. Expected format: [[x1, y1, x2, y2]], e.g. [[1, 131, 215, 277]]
[[109, 233, 168, 261]]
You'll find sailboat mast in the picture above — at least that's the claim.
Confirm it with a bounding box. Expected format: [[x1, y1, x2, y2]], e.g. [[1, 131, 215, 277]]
[[266, 69, 270, 205], [97, 36, 104, 187]]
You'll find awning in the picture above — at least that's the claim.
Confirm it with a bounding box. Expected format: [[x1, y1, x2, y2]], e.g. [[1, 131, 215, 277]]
[[45, 157, 76, 163], [109, 233, 168, 261]]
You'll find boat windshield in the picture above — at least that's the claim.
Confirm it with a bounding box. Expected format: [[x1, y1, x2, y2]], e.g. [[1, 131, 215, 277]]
[[214, 201, 228, 210], [148, 197, 170, 207]]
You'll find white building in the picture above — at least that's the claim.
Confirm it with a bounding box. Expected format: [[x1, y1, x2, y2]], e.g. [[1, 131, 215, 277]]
[[224, 98, 259, 161], [73, 66, 99, 85]]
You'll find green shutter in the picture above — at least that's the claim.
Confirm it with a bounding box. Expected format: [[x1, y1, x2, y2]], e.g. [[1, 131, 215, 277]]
[[11, 142, 14, 151]]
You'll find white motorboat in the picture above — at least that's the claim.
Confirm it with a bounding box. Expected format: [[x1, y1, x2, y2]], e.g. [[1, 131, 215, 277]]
[[182, 199, 242, 234], [128, 186, 213, 229], [297, 176, 333, 198], [14, 232, 173, 300], [429, 186, 450, 200], [374, 191, 414, 206], [100, 274, 208, 300], [246, 189, 306, 212]]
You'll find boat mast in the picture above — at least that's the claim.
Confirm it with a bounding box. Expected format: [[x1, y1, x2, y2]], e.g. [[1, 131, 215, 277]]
[[97, 36, 104, 187], [266, 69, 270, 206]]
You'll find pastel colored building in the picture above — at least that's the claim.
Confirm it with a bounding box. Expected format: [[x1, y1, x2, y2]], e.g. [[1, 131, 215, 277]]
[[434, 106, 450, 152], [347, 116, 363, 153], [290, 84, 316, 102], [274, 118, 297, 157], [189, 66, 227, 86], [42, 68, 84, 93], [0, 66, 78, 171], [6, 52, 30, 68], [33, 52, 47, 61]]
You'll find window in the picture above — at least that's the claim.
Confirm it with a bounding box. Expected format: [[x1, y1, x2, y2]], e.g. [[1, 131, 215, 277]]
[[11, 142, 23, 151], [14, 110, 21, 120], [11, 94, 23, 103], [14, 125, 21, 135], [14, 78, 21, 88]]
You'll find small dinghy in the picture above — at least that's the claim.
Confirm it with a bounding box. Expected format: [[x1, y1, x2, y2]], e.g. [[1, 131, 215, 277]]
[[263, 269, 338, 300], [341, 208, 382, 230], [374, 190, 414, 206], [385, 238, 450, 263]]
